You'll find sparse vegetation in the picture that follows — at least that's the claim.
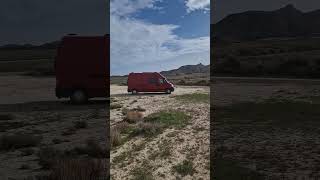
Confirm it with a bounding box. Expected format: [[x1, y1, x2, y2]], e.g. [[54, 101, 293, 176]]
[[46, 159, 106, 180], [212, 157, 265, 180], [73, 120, 88, 129], [215, 99, 320, 128], [111, 103, 122, 110], [0, 134, 42, 151], [149, 140, 171, 160], [172, 160, 195, 177], [69, 139, 108, 158], [131, 166, 154, 180], [122, 107, 129, 115], [213, 38, 320, 78], [175, 93, 209, 103], [144, 110, 191, 129], [129, 122, 162, 137], [37, 146, 63, 169]]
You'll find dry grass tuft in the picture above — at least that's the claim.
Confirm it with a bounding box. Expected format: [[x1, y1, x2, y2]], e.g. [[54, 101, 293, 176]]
[[111, 128, 122, 148], [49, 159, 107, 180]]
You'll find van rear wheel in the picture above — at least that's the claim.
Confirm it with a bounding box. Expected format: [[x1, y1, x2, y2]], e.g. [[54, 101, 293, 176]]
[[70, 90, 88, 104], [132, 90, 138, 94]]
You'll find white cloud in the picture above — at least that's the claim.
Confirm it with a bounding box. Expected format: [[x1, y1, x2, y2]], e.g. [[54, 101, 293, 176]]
[[111, 0, 162, 16], [185, 0, 210, 13], [110, 0, 210, 75]]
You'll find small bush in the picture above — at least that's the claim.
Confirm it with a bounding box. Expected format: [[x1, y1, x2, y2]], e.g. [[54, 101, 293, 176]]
[[38, 146, 63, 169], [110, 103, 122, 110], [69, 139, 108, 158], [131, 167, 154, 180], [178, 80, 186, 85], [172, 160, 195, 176], [0, 134, 42, 151], [113, 122, 131, 134], [195, 80, 209, 86], [130, 122, 162, 137], [122, 108, 129, 115]]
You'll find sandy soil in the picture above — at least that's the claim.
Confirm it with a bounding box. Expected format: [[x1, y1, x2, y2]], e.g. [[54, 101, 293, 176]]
[[212, 78, 320, 179], [110, 85, 210, 180], [0, 75, 108, 179]]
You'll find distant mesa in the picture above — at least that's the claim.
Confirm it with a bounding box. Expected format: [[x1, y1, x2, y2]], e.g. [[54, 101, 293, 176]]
[[212, 4, 320, 40]]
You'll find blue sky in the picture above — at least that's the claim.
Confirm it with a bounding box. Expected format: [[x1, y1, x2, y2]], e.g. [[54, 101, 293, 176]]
[[111, 0, 210, 75]]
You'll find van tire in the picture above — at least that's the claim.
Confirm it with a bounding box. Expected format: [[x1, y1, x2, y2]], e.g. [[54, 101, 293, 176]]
[[132, 90, 138, 94], [70, 89, 88, 104], [165, 89, 171, 94]]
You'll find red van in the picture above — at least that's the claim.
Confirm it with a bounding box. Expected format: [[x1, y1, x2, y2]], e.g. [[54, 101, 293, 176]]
[[127, 72, 174, 94], [55, 34, 109, 103]]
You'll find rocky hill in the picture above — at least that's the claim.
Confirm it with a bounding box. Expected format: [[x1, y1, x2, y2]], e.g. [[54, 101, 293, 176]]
[[212, 4, 320, 40], [160, 63, 210, 76]]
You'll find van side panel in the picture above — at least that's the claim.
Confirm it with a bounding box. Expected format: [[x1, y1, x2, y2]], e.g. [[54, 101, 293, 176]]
[[128, 72, 172, 93], [55, 35, 109, 98]]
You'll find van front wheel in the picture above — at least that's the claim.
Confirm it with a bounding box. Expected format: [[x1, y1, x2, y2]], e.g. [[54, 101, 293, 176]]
[[165, 89, 171, 94], [70, 90, 88, 104], [132, 90, 138, 94]]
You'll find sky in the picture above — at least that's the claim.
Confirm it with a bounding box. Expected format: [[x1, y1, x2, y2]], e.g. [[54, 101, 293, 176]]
[[212, 0, 320, 23], [0, 0, 109, 45], [110, 0, 210, 75]]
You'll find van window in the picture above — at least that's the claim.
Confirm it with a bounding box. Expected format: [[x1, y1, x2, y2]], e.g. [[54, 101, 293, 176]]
[[148, 78, 157, 84], [159, 78, 164, 84]]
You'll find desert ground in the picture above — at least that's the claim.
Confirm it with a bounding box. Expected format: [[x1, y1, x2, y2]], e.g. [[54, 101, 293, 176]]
[[0, 75, 108, 179], [212, 77, 320, 179], [110, 85, 210, 180]]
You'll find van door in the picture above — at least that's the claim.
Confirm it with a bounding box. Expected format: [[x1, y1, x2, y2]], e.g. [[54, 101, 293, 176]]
[[86, 37, 109, 97], [158, 78, 166, 91], [147, 77, 158, 92]]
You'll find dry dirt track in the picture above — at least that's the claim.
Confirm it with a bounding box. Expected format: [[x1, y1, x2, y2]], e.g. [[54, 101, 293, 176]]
[[0, 75, 108, 179], [110, 85, 210, 180]]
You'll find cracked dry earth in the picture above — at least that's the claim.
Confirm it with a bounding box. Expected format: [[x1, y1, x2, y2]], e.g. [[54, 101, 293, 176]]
[[110, 85, 210, 180], [212, 78, 320, 179]]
